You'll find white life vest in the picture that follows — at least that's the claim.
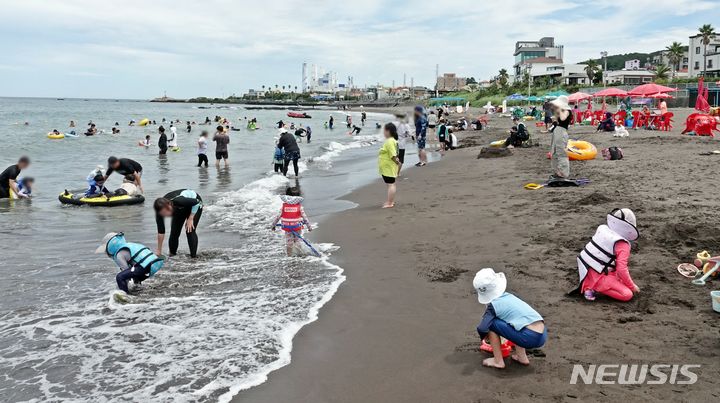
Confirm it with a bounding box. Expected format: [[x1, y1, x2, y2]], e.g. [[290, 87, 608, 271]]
[[577, 225, 628, 284]]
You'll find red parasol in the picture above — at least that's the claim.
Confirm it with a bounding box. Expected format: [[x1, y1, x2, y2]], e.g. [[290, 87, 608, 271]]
[[568, 92, 592, 103], [649, 93, 674, 99], [593, 88, 628, 97], [627, 83, 677, 97]]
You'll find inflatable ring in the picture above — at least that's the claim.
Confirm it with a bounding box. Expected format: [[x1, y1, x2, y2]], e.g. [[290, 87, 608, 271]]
[[58, 190, 145, 207], [47, 132, 65, 139], [489, 140, 506, 148], [137, 118, 150, 126], [566, 140, 597, 161], [524, 183, 544, 190]]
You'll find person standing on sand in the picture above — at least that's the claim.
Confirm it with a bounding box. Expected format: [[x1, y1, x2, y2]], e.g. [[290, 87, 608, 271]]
[[378, 123, 400, 208], [329, 115, 334, 129], [213, 125, 230, 168], [549, 96, 571, 178], [474, 268, 547, 369], [413, 106, 428, 167], [394, 114, 412, 175]]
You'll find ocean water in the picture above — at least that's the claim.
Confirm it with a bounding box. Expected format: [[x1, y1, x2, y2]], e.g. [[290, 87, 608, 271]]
[[0, 98, 392, 402]]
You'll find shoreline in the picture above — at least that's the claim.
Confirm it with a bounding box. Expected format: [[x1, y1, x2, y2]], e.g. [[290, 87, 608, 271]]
[[236, 108, 720, 402]]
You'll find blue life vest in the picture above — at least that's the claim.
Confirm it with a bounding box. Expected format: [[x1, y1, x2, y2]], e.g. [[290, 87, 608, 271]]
[[106, 234, 165, 276], [16, 178, 31, 195]]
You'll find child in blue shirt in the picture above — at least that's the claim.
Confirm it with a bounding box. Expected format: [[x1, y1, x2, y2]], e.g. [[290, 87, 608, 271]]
[[474, 268, 547, 369], [273, 146, 285, 173]]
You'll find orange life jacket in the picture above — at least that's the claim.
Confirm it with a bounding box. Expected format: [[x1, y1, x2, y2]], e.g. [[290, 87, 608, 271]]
[[280, 203, 303, 232]]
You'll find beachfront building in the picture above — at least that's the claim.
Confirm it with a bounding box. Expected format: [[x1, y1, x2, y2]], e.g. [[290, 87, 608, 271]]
[[436, 73, 467, 92], [531, 63, 593, 85], [604, 69, 656, 85], [651, 48, 690, 72], [688, 34, 720, 78], [513, 37, 564, 77]]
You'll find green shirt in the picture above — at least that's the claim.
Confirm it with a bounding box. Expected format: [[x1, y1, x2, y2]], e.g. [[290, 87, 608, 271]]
[[378, 137, 399, 178]]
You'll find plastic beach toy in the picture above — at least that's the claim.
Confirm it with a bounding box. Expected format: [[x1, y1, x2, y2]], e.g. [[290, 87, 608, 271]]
[[695, 251, 711, 268], [480, 339, 514, 358], [693, 257, 720, 285], [711, 291, 720, 313]]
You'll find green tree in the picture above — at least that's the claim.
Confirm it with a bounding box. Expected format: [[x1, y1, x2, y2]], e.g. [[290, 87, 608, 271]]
[[497, 69, 509, 88], [583, 60, 599, 85], [665, 41, 684, 79], [655, 65, 671, 80], [466, 77, 477, 85], [699, 24, 717, 76]]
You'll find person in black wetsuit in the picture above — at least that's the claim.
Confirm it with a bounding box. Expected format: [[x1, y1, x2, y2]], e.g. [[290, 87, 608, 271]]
[[106, 157, 143, 193], [158, 126, 168, 155], [0, 156, 30, 199], [154, 189, 203, 258], [277, 129, 301, 177]]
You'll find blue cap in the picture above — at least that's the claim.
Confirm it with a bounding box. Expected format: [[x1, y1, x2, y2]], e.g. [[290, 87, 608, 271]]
[[414, 105, 424, 113]]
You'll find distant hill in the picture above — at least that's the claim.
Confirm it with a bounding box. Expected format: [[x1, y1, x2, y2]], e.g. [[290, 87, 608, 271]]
[[580, 52, 662, 70]]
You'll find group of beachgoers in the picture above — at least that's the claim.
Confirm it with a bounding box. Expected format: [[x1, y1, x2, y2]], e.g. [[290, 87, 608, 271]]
[[3, 103, 645, 366], [371, 99, 644, 369]]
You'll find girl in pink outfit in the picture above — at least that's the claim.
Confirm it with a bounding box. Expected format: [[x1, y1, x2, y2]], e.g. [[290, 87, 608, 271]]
[[574, 208, 641, 302]]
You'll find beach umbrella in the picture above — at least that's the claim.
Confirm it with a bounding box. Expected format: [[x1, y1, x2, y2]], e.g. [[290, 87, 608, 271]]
[[527, 95, 541, 102], [627, 83, 677, 97], [506, 93, 526, 101], [593, 88, 628, 97], [649, 93, 674, 99], [568, 92, 592, 103], [544, 90, 569, 99]]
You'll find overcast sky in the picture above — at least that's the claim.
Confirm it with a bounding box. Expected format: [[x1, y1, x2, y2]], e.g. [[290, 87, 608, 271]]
[[0, 0, 717, 99]]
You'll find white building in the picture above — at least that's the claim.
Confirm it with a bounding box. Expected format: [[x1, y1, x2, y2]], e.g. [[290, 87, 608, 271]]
[[513, 37, 564, 77], [688, 34, 720, 78], [302, 62, 344, 93], [624, 59, 641, 70], [531, 63, 593, 85], [604, 69, 656, 85], [518, 58, 564, 80]]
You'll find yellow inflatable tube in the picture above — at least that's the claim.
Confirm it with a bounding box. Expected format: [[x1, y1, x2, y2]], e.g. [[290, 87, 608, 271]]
[[138, 118, 150, 126], [566, 140, 597, 161], [47, 132, 65, 139], [489, 140, 506, 148]]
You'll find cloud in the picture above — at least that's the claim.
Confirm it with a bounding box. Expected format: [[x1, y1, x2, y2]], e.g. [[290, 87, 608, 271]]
[[0, 0, 717, 98]]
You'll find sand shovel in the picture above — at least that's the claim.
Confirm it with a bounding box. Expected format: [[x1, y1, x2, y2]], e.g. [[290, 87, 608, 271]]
[[692, 257, 720, 285]]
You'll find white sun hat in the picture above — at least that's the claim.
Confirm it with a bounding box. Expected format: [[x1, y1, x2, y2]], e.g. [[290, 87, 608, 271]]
[[550, 95, 571, 111], [95, 232, 119, 254], [473, 268, 507, 304], [607, 208, 639, 241]]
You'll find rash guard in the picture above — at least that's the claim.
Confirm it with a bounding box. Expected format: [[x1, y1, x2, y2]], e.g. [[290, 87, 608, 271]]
[[156, 189, 203, 234]]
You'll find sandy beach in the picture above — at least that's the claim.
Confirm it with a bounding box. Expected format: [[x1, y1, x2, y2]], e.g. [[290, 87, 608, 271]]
[[237, 108, 720, 402]]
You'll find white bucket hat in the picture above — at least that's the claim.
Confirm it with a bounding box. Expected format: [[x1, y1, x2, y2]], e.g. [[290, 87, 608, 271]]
[[607, 208, 639, 241], [473, 268, 507, 304], [550, 95, 571, 111], [95, 232, 119, 254]]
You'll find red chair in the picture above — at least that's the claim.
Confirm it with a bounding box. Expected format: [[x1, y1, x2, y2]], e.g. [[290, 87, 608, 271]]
[[574, 110, 584, 125], [631, 111, 640, 129], [636, 113, 648, 129], [658, 112, 674, 131], [593, 111, 605, 126], [614, 110, 627, 126]]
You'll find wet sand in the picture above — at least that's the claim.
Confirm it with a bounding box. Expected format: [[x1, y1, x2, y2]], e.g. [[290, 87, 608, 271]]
[[237, 109, 720, 402]]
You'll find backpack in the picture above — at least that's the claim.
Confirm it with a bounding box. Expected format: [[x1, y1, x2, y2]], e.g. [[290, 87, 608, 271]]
[[602, 147, 624, 160]]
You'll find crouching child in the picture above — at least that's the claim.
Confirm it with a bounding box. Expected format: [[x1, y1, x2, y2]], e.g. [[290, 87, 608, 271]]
[[474, 268, 547, 369]]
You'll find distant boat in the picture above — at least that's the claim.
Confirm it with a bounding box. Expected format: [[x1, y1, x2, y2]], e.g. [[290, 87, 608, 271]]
[[56, 98, 65, 100]]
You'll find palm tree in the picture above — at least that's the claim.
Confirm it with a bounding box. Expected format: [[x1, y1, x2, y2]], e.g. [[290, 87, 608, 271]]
[[699, 24, 717, 76], [655, 65, 671, 80], [583, 60, 599, 85], [665, 41, 684, 79], [497, 68, 509, 88]]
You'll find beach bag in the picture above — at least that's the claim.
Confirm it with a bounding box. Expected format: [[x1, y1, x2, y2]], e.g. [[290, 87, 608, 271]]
[[602, 147, 624, 160]]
